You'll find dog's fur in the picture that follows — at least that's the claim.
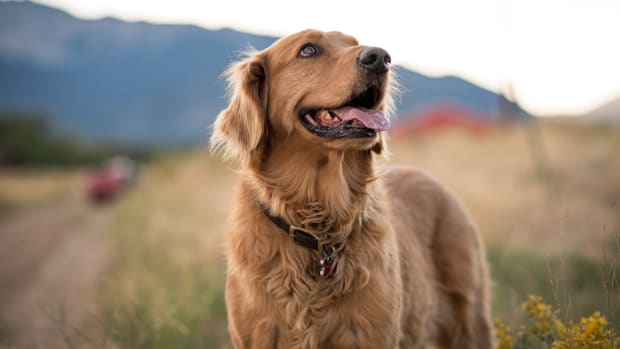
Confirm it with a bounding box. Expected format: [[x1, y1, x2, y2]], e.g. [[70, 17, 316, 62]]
[[212, 30, 494, 348]]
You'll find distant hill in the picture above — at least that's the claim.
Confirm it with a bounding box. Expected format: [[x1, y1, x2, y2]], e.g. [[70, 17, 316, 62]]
[[586, 97, 620, 125], [394, 69, 524, 118], [0, 1, 527, 145]]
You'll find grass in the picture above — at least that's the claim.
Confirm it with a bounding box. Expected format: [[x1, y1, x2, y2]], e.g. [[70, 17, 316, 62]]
[[0, 167, 77, 215], [92, 151, 234, 348], [389, 120, 620, 258], [84, 120, 620, 347], [489, 244, 620, 330]]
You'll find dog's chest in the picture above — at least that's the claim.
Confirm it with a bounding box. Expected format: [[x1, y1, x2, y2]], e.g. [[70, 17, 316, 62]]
[[258, 249, 402, 348]]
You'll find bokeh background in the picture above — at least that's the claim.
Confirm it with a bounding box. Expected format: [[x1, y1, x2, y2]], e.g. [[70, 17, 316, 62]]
[[1, 1, 619, 347]]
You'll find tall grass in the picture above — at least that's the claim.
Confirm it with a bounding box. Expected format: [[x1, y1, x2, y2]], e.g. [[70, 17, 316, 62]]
[[489, 242, 620, 330], [94, 151, 235, 347]]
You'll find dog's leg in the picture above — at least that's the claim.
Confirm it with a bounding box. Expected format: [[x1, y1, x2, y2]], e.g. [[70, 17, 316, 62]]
[[434, 290, 493, 349], [432, 197, 494, 349]]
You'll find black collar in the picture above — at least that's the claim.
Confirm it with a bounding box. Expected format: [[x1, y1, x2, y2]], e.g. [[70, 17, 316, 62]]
[[261, 205, 337, 277]]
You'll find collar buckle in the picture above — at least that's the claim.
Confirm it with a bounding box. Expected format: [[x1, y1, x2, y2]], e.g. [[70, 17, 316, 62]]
[[289, 225, 324, 253], [262, 203, 338, 278]]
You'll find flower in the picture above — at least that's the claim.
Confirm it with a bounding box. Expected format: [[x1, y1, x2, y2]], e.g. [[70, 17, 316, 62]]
[[494, 317, 514, 349], [495, 295, 620, 349], [522, 295, 555, 339]]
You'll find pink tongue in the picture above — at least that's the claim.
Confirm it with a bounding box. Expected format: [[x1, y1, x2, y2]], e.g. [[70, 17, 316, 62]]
[[331, 107, 390, 131]]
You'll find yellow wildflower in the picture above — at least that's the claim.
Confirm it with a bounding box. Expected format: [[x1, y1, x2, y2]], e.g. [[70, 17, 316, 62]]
[[494, 317, 514, 349], [496, 295, 620, 348], [522, 295, 555, 338]]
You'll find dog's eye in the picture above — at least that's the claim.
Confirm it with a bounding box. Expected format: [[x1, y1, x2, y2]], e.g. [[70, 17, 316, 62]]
[[298, 44, 320, 58]]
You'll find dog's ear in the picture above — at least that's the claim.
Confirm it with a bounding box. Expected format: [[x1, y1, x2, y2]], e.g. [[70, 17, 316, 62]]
[[211, 52, 266, 160]]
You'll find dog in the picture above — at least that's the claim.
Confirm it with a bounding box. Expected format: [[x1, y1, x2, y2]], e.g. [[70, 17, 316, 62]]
[[211, 29, 494, 349]]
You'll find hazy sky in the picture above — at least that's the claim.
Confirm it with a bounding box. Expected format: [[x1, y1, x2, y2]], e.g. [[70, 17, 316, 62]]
[[36, 0, 620, 115]]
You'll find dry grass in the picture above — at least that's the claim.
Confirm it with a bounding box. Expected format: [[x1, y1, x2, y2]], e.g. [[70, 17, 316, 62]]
[[90, 120, 620, 347], [389, 120, 620, 332], [93, 150, 236, 348], [389, 120, 620, 258], [0, 167, 77, 215]]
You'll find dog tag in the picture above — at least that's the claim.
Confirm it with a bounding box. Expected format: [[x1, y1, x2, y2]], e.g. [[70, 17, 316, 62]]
[[319, 244, 336, 277], [319, 258, 334, 277]]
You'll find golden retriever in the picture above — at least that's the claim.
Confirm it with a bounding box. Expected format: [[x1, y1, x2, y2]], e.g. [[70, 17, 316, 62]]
[[211, 29, 494, 348]]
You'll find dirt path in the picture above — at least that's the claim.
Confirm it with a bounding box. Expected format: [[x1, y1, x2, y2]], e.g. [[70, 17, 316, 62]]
[[0, 188, 111, 348]]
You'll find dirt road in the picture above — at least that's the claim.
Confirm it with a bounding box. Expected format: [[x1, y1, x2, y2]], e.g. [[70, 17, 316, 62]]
[[0, 189, 111, 348]]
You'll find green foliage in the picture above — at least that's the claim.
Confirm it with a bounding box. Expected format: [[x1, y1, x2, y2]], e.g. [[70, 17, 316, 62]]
[[488, 245, 620, 327], [490, 240, 620, 348]]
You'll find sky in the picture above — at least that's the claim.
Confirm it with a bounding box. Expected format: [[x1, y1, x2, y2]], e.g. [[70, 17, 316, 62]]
[[36, 0, 620, 116]]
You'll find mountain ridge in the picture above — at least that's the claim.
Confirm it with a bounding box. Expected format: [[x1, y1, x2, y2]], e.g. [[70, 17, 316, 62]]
[[586, 96, 620, 125], [0, 1, 527, 144]]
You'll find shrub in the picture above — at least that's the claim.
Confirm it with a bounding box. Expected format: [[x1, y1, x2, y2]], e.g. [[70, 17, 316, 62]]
[[496, 295, 620, 349]]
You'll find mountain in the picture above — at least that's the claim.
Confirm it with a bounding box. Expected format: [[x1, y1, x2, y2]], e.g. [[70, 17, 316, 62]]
[[586, 97, 620, 125], [0, 1, 275, 145], [0, 1, 526, 145], [394, 69, 525, 118]]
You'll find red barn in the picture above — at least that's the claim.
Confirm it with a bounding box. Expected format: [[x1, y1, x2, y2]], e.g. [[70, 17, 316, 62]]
[[390, 103, 500, 139]]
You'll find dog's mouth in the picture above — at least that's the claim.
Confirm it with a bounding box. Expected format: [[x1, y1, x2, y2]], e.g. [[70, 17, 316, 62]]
[[299, 85, 390, 139]]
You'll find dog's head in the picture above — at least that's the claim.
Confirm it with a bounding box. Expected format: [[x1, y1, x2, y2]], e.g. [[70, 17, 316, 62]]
[[212, 29, 394, 163]]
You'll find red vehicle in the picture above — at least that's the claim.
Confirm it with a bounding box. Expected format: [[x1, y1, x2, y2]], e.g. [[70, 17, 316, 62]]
[[86, 156, 137, 203]]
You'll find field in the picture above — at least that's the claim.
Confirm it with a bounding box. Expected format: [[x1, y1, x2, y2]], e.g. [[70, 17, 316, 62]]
[[0, 168, 77, 216], [1, 120, 619, 347]]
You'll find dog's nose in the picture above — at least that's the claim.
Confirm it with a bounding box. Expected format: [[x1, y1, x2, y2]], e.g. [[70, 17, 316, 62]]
[[357, 47, 391, 74]]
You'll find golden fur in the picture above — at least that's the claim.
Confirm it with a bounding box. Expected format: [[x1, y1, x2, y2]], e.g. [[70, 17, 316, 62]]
[[211, 29, 494, 348]]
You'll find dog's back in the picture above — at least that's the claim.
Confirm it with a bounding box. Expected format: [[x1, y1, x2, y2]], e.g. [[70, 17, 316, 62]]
[[383, 167, 494, 348]]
